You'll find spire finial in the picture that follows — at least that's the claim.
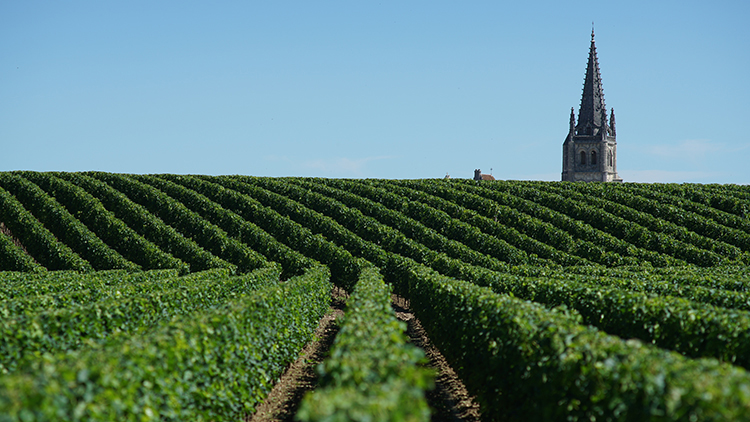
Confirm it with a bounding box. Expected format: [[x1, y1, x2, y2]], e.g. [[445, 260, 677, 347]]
[[591, 22, 595, 40], [577, 25, 607, 135]]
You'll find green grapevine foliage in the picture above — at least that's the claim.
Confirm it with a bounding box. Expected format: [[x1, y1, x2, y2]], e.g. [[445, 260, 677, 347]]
[[2, 172, 750, 420]]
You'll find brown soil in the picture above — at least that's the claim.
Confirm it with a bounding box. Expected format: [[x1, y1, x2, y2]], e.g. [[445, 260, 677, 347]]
[[392, 295, 483, 422], [246, 288, 482, 422]]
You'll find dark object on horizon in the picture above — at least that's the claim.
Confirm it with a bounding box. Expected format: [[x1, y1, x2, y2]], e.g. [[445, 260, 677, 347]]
[[562, 29, 622, 183], [473, 169, 495, 181]]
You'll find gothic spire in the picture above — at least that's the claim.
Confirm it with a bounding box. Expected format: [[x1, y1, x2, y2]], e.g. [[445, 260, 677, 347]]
[[576, 28, 607, 135]]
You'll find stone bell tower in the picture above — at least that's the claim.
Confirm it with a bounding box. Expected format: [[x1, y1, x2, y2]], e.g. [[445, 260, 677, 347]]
[[562, 29, 622, 182]]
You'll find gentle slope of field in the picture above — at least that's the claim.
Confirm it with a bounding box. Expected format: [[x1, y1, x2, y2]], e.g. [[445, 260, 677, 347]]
[[1, 171, 750, 421]]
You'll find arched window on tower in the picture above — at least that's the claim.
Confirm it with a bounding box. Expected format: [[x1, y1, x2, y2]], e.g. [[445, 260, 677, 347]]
[[580, 151, 586, 165], [591, 151, 597, 166], [608, 150, 613, 167]]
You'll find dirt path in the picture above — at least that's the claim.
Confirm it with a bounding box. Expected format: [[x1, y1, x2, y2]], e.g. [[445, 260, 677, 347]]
[[392, 295, 483, 422], [246, 289, 482, 421]]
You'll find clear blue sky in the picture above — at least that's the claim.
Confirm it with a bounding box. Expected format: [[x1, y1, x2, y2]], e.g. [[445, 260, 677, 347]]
[[2, 1, 749, 183]]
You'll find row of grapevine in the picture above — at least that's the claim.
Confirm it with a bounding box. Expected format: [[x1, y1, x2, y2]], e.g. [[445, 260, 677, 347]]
[[87, 172, 263, 273], [1, 266, 283, 374], [0, 173, 139, 271], [537, 266, 750, 311], [301, 177, 540, 268], [55, 172, 228, 274], [410, 180, 583, 252], [5, 268, 179, 292], [143, 174, 316, 280], [1, 270, 165, 318], [4, 172, 750, 420], [0, 228, 41, 272], [374, 179, 591, 266], [220, 177, 750, 322], [0, 266, 331, 421], [487, 180, 724, 266], [238, 176, 511, 285], [389, 256, 750, 421], [297, 267, 432, 420], [234, 177, 750, 419], [18, 172, 189, 273], [549, 182, 750, 259], [469, 267, 750, 368], [207, 175, 750, 366], [6, 172, 749, 275], [284, 177, 519, 273], [237, 176, 428, 268], [709, 184, 750, 209], [167, 175, 364, 289], [629, 182, 750, 219], [0, 184, 90, 271], [341, 178, 562, 267], [562, 262, 750, 289], [624, 184, 750, 234], [447, 180, 683, 266]]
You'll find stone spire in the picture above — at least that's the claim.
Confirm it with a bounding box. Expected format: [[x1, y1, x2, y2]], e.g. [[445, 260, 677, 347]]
[[562, 27, 622, 183], [576, 28, 608, 136]]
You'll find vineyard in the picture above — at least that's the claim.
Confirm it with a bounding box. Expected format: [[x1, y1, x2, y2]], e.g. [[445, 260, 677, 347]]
[[1, 171, 750, 421]]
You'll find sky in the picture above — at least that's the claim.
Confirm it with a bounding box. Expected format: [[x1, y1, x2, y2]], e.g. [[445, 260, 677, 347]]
[[2, 1, 749, 183]]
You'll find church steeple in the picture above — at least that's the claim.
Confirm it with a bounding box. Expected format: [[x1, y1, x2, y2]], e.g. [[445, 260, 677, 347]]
[[575, 28, 608, 137], [562, 28, 622, 183]]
